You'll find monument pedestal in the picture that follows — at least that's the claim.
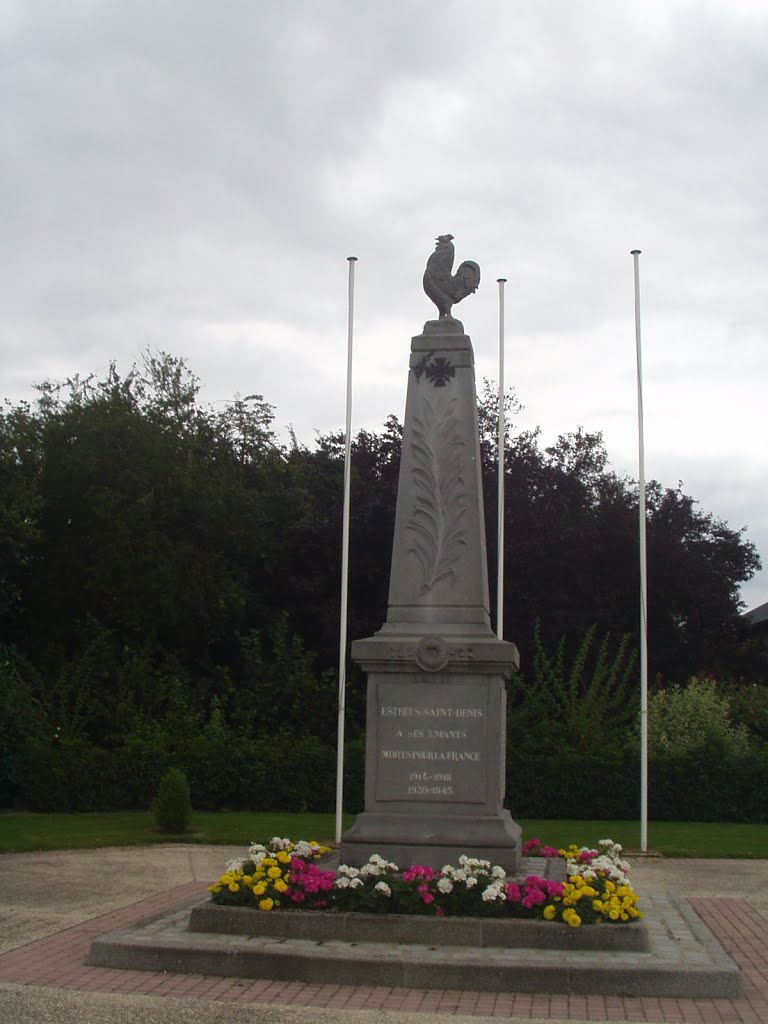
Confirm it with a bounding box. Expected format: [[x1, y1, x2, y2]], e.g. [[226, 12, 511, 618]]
[[341, 319, 522, 872], [340, 644, 521, 870]]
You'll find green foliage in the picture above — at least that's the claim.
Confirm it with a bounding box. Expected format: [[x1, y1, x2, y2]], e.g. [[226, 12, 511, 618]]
[[506, 752, 640, 819], [152, 768, 193, 833], [0, 647, 45, 806], [236, 614, 338, 744], [647, 676, 752, 759], [477, 384, 762, 683], [722, 682, 768, 747], [0, 351, 763, 815], [506, 747, 768, 822], [507, 621, 638, 758]]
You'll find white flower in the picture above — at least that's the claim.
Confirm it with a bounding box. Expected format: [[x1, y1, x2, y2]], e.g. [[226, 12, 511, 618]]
[[599, 838, 623, 854], [491, 865, 506, 880], [248, 843, 267, 857], [225, 858, 244, 873], [459, 855, 490, 871], [441, 865, 455, 877], [481, 883, 506, 902], [464, 876, 478, 889], [436, 878, 454, 894], [337, 864, 360, 878], [369, 854, 397, 868], [334, 876, 350, 889], [268, 836, 292, 851], [359, 863, 381, 878], [374, 882, 392, 897], [292, 841, 316, 858], [349, 877, 363, 889]]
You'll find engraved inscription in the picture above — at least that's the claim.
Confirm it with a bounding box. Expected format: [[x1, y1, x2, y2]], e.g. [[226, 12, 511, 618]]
[[407, 397, 468, 594], [375, 682, 487, 803]]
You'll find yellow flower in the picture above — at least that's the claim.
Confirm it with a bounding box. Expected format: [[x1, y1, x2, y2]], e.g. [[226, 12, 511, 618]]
[[207, 885, 220, 893], [267, 866, 282, 880], [274, 879, 288, 894], [258, 898, 274, 911], [263, 857, 277, 867], [277, 851, 291, 864], [228, 882, 240, 893], [543, 905, 556, 920], [253, 883, 266, 896], [242, 876, 252, 886]]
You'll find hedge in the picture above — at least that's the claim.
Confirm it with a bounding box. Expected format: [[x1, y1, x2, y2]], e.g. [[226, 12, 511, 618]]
[[7, 735, 768, 822]]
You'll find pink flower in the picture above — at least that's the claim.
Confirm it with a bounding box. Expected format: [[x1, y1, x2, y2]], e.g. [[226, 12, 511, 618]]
[[402, 865, 435, 883], [505, 883, 522, 904], [521, 889, 546, 909], [421, 891, 435, 904], [522, 838, 543, 855]]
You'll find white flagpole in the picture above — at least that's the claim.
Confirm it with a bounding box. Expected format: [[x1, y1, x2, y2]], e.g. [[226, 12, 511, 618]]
[[335, 255, 357, 845], [496, 278, 507, 640], [631, 249, 649, 853]]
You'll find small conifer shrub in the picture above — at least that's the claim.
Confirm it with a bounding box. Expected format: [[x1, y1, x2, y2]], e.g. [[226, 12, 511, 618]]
[[152, 768, 193, 832]]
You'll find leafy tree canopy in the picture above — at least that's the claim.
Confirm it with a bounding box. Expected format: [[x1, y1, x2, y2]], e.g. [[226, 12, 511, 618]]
[[0, 351, 763, 779]]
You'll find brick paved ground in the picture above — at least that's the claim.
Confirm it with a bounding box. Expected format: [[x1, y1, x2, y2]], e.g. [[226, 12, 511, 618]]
[[1, 885, 767, 1022]]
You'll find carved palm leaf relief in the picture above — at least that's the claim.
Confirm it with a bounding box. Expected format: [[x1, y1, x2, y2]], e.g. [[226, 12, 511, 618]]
[[407, 397, 468, 593]]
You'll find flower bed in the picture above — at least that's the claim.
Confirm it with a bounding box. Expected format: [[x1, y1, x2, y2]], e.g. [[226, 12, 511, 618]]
[[208, 836, 642, 928]]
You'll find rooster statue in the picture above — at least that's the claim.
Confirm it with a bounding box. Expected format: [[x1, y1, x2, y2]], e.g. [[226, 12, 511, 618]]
[[422, 234, 481, 319]]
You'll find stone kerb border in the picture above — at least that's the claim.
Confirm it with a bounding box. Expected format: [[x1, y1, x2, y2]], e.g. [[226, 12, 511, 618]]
[[188, 903, 651, 952]]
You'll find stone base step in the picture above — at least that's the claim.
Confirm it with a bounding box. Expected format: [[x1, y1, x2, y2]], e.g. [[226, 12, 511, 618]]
[[87, 890, 742, 998]]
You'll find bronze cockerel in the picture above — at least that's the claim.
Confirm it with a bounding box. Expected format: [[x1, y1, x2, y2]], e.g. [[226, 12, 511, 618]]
[[422, 234, 481, 319]]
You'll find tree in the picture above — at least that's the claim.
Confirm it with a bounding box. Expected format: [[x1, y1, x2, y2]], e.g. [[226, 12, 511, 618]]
[[475, 382, 760, 682], [0, 351, 761, 809]]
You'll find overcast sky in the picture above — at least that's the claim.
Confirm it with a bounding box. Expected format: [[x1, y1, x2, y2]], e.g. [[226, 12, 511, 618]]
[[2, 0, 766, 611]]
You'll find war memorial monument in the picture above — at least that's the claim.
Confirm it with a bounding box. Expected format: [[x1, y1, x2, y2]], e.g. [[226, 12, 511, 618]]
[[340, 234, 523, 871], [86, 238, 744, 999]]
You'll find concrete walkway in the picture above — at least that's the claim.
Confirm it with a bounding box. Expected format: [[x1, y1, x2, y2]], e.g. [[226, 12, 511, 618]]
[[1, 844, 767, 1023]]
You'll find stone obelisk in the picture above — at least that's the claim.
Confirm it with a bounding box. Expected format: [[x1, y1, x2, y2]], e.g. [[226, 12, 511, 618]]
[[340, 236, 522, 871]]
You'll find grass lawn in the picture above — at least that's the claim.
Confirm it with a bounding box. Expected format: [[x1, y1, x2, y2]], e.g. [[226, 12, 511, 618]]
[[2, 811, 768, 858]]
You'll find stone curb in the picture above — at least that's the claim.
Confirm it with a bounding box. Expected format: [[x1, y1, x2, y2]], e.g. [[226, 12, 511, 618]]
[[189, 903, 650, 952]]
